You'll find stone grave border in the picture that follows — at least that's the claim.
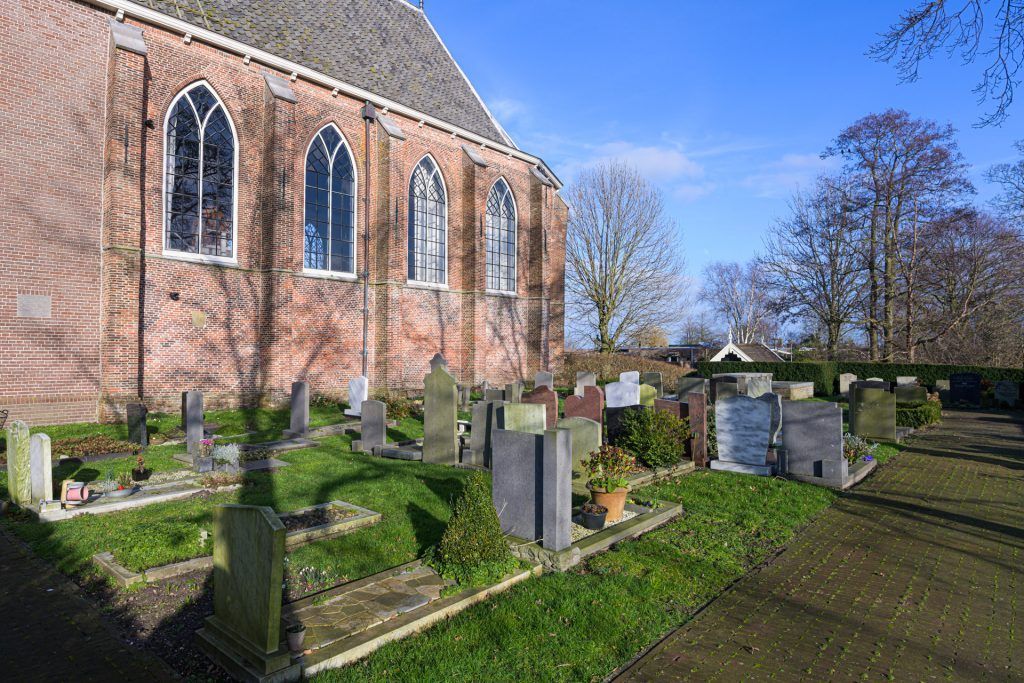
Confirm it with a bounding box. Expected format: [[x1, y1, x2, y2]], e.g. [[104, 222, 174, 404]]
[[298, 560, 542, 675], [509, 500, 683, 572], [91, 500, 381, 588], [38, 481, 243, 522]]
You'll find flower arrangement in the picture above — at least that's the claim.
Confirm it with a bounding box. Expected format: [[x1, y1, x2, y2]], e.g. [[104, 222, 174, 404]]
[[842, 433, 878, 465], [199, 438, 215, 458], [581, 445, 636, 493]]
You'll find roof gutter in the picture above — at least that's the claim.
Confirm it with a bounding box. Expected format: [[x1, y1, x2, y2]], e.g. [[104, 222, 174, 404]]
[[87, 0, 562, 189]]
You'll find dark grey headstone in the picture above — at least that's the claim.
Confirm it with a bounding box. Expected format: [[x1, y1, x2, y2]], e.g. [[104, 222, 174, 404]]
[[467, 399, 502, 467], [484, 388, 506, 402], [994, 381, 1019, 408], [711, 376, 741, 403], [676, 376, 708, 400], [127, 403, 148, 447], [781, 401, 846, 488], [949, 372, 982, 407], [289, 381, 309, 436], [184, 390, 204, 462], [895, 385, 927, 405], [361, 400, 387, 451]]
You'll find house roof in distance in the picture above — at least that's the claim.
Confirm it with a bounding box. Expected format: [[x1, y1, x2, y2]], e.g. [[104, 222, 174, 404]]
[[709, 341, 786, 363], [141, 0, 511, 146]]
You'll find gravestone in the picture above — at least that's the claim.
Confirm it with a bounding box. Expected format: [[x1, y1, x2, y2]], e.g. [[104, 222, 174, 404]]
[[505, 382, 523, 403], [710, 395, 773, 476], [605, 381, 641, 408], [429, 352, 447, 371], [522, 385, 559, 428], [127, 403, 148, 447], [360, 400, 387, 452], [895, 384, 928, 404], [197, 504, 298, 682], [838, 373, 858, 398], [484, 388, 506, 402], [497, 402, 546, 434], [866, 377, 885, 382], [855, 379, 891, 391], [711, 375, 741, 403], [563, 384, 604, 426], [896, 376, 918, 386], [574, 371, 597, 396], [712, 372, 773, 398], [641, 372, 663, 398], [771, 381, 814, 401], [345, 376, 369, 417], [781, 401, 847, 488], [619, 371, 640, 384], [949, 372, 982, 407], [289, 381, 309, 436], [654, 398, 685, 419], [423, 362, 459, 464], [467, 400, 503, 467], [183, 390, 204, 463], [491, 428, 571, 551], [850, 384, 896, 442], [534, 371, 554, 391], [994, 380, 1019, 408], [458, 386, 471, 411], [687, 392, 708, 467], [29, 434, 54, 507], [557, 416, 601, 487], [5, 420, 32, 506], [606, 405, 646, 446], [639, 383, 657, 407], [677, 376, 708, 399]]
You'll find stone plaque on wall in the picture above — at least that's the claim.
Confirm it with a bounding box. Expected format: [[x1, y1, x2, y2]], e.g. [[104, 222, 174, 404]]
[[16, 294, 51, 319]]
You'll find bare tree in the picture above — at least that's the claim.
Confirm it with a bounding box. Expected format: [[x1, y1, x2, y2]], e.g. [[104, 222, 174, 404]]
[[987, 140, 1024, 224], [759, 177, 864, 359], [871, 1, 1024, 126], [564, 161, 685, 353], [701, 261, 776, 344], [679, 310, 720, 346]]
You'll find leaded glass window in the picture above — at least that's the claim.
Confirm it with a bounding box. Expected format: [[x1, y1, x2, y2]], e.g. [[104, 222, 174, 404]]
[[408, 156, 447, 284], [164, 82, 236, 259], [485, 178, 517, 292], [304, 125, 356, 274]]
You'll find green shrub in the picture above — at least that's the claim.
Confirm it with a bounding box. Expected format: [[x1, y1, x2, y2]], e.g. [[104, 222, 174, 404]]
[[706, 407, 718, 458], [559, 351, 690, 388], [617, 409, 690, 469], [428, 472, 518, 588], [52, 435, 141, 459], [696, 361, 836, 396], [896, 398, 942, 428], [373, 391, 417, 421]]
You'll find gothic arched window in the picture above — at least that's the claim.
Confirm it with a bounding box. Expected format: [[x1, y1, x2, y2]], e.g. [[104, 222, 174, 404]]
[[304, 125, 357, 274], [408, 156, 447, 284], [164, 82, 236, 259], [485, 178, 517, 292]]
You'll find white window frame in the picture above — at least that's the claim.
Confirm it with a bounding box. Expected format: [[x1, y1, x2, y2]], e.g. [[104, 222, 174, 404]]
[[302, 123, 359, 279], [485, 176, 518, 295], [161, 80, 239, 265], [407, 153, 449, 288]]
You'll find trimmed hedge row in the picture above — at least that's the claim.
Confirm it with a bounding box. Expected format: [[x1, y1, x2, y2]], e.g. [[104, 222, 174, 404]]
[[697, 360, 1024, 396], [896, 401, 942, 428]]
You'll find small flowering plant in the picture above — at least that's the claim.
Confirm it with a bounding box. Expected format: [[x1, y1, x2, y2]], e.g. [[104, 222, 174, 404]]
[[199, 437, 215, 458], [582, 445, 636, 492], [843, 433, 878, 465]]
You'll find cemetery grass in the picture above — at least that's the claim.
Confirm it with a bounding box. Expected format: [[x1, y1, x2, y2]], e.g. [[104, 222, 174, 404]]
[[317, 471, 839, 683]]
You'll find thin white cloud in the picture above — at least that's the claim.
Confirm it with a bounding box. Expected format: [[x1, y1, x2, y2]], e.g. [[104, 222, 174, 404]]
[[488, 97, 528, 123], [585, 141, 704, 182], [741, 153, 838, 198]]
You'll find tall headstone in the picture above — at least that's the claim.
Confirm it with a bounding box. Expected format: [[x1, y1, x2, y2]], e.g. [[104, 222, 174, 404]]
[[949, 372, 982, 407], [505, 382, 523, 404], [484, 388, 506, 402], [574, 371, 597, 396], [687, 392, 708, 467], [429, 353, 448, 371], [468, 400, 502, 467], [605, 381, 641, 408], [491, 428, 572, 551], [677, 376, 708, 399], [360, 400, 387, 452], [497, 402, 546, 434], [557, 416, 601, 487], [423, 362, 459, 464], [197, 504, 298, 681], [345, 376, 369, 417], [4, 420, 32, 506], [127, 403, 148, 447], [641, 372, 663, 398], [29, 434, 54, 508], [838, 373, 858, 398], [850, 384, 896, 442], [638, 383, 657, 407], [522, 385, 559, 428], [183, 390, 204, 463], [289, 380, 309, 436], [896, 376, 918, 386], [710, 395, 773, 476], [781, 401, 847, 488], [895, 384, 928, 404], [994, 380, 1019, 408], [534, 371, 554, 391], [458, 386, 471, 412], [619, 371, 640, 385], [563, 384, 604, 426]]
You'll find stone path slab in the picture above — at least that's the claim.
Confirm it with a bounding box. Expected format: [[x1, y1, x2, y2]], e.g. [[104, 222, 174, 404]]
[[616, 410, 1024, 681]]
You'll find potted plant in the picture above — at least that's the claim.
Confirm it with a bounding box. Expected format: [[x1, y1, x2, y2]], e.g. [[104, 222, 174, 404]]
[[131, 454, 150, 482], [579, 502, 608, 530], [581, 445, 636, 522], [286, 623, 307, 653], [105, 469, 137, 498]]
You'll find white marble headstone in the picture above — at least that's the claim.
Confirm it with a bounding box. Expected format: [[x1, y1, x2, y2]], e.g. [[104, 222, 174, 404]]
[[574, 371, 597, 396], [619, 371, 640, 385], [896, 376, 917, 386], [605, 381, 641, 408], [534, 371, 554, 390], [345, 375, 369, 417]]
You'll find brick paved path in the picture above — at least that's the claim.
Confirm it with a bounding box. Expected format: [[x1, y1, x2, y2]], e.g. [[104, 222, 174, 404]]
[[0, 526, 176, 682], [618, 410, 1023, 682]]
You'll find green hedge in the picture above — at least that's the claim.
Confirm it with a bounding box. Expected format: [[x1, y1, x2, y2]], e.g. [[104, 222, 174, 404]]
[[696, 361, 836, 396], [896, 401, 942, 428]]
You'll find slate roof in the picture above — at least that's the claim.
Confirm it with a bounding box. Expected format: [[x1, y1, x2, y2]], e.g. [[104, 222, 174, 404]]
[[140, 0, 512, 145], [735, 343, 785, 362]]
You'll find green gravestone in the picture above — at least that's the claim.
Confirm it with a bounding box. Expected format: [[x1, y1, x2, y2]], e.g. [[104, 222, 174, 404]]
[[639, 383, 657, 407], [423, 362, 459, 464], [5, 420, 32, 506], [851, 386, 896, 442], [498, 402, 546, 434], [641, 372, 663, 398], [197, 504, 298, 681], [557, 416, 601, 487], [895, 385, 928, 405]]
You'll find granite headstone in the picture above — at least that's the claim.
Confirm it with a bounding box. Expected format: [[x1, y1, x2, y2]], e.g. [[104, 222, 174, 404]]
[[423, 362, 459, 464]]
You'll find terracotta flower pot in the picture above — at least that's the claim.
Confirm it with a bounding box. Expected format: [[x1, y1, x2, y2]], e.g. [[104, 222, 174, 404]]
[[587, 484, 629, 522]]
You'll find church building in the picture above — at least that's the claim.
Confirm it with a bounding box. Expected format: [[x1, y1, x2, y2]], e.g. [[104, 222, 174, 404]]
[[0, 0, 567, 424]]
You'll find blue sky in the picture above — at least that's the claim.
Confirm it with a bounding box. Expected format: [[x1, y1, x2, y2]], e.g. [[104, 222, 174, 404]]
[[426, 1, 1021, 280]]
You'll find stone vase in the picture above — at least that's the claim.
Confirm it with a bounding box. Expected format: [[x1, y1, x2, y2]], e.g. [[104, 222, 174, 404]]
[[588, 484, 628, 522]]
